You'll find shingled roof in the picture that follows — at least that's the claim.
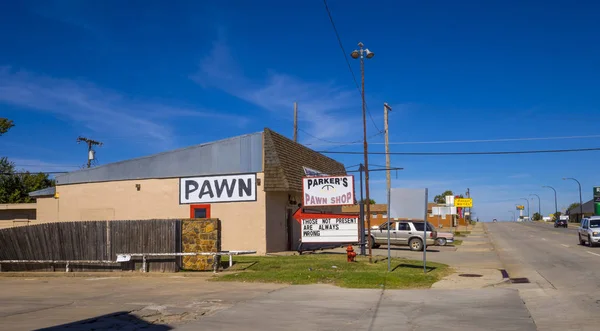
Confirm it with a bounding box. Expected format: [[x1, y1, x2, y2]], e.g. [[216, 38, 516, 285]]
[[263, 128, 346, 193]]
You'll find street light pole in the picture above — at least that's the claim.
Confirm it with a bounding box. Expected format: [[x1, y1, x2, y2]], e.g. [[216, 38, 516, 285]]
[[529, 194, 541, 219], [520, 198, 530, 221], [543, 186, 558, 217], [563, 177, 584, 222], [351, 42, 375, 263]]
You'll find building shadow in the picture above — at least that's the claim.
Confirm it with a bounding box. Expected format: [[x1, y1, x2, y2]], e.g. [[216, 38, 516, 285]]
[[34, 311, 172, 330], [392, 263, 437, 273], [375, 247, 441, 253]]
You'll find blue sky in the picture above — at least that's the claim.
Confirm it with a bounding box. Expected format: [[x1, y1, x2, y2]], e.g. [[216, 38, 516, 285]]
[[1, 0, 599, 221]]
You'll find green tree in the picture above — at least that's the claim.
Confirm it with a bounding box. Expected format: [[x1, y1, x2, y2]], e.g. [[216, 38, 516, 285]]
[[359, 198, 376, 205], [0, 157, 55, 203], [532, 212, 542, 221], [434, 190, 454, 204], [0, 118, 14, 136], [567, 202, 581, 213]]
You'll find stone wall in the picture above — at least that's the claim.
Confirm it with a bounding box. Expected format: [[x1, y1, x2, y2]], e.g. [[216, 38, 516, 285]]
[[181, 218, 221, 271]]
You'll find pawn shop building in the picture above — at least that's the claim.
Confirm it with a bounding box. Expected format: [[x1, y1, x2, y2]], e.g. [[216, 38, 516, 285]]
[[29, 128, 346, 254]]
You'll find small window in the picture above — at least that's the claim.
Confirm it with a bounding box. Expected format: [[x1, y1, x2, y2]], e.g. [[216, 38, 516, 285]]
[[398, 223, 410, 231], [190, 204, 211, 219], [413, 223, 424, 231]]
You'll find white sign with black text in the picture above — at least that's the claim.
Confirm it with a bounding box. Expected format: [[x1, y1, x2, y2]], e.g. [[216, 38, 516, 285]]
[[301, 217, 359, 243], [302, 175, 354, 206], [180, 174, 257, 204]]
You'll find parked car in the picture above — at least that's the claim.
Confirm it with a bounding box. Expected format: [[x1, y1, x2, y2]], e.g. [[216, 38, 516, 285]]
[[578, 216, 600, 247], [435, 232, 455, 246], [554, 218, 568, 228], [368, 221, 437, 251]]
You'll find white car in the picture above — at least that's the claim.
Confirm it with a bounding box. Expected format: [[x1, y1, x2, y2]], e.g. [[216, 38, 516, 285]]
[[578, 216, 600, 247]]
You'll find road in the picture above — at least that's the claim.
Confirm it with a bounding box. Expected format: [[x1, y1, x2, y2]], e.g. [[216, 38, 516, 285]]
[[3, 221, 599, 330], [487, 221, 600, 331]]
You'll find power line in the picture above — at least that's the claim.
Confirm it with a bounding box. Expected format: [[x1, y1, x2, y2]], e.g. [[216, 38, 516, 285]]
[[298, 128, 355, 144], [2, 171, 68, 175], [302, 130, 384, 149], [318, 147, 600, 156], [307, 134, 600, 146], [322, 0, 381, 133], [314, 132, 385, 152], [14, 164, 80, 168]]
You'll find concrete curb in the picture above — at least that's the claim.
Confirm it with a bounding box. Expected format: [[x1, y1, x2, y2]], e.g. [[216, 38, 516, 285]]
[[0, 271, 215, 278]]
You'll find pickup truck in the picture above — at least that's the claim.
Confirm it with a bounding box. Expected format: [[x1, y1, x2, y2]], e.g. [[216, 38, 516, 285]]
[[368, 221, 437, 251]]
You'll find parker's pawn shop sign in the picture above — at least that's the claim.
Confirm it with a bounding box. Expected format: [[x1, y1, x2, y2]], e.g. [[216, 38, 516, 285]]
[[302, 175, 355, 206], [180, 173, 257, 204]]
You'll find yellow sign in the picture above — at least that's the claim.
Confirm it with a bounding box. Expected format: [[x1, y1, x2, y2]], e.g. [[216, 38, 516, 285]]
[[516, 205, 524, 210], [454, 198, 473, 207]]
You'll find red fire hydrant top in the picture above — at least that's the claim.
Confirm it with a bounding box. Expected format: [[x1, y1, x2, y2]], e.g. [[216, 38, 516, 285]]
[[346, 245, 356, 262]]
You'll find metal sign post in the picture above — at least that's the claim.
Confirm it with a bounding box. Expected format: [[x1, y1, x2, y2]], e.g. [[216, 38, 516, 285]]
[[423, 189, 428, 273], [594, 187, 600, 216], [387, 185, 391, 272]]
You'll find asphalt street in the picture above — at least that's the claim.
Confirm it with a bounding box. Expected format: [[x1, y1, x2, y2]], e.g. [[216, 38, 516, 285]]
[[487, 221, 600, 331]]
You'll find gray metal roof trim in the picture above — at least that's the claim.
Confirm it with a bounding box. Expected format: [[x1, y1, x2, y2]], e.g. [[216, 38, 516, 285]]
[[28, 186, 56, 197], [55, 131, 264, 185]]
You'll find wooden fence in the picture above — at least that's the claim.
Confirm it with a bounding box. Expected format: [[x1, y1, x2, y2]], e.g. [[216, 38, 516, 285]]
[[0, 219, 182, 272]]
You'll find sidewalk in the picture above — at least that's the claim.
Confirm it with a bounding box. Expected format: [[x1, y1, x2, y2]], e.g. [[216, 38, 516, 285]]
[[432, 222, 506, 289]]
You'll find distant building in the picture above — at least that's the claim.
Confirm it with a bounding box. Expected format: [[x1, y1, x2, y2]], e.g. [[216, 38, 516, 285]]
[[342, 202, 468, 228], [566, 200, 595, 222]]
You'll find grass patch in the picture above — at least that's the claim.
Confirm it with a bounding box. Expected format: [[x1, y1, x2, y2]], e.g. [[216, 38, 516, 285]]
[[454, 231, 471, 237], [452, 239, 463, 246], [210, 254, 450, 289]]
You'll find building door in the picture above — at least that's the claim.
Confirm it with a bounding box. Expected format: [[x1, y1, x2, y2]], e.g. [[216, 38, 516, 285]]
[[190, 204, 211, 219], [286, 208, 300, 251]]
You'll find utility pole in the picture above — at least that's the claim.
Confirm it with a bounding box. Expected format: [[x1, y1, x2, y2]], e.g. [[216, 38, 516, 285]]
[[293, 102, 298, 142], [351, 42, 375, 262], [384, 102, 392, 271], [359, 164, 366, 256], [77, 136, 103, 168]]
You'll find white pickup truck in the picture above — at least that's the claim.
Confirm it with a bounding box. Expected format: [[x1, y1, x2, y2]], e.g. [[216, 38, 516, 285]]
[[368, 221, 437, 251]]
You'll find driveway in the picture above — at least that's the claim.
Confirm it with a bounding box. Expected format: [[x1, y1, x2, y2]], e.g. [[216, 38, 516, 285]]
[[0, 276, 535, 331]]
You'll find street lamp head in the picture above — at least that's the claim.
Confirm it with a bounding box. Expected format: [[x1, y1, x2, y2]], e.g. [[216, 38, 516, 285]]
[[562, 178, 566, 180], [365, 49, 375, 59], [350, 50, 360, 59]]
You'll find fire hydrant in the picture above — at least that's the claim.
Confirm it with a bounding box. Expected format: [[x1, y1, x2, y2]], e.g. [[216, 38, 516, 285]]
[[346, 245, 357, 262]]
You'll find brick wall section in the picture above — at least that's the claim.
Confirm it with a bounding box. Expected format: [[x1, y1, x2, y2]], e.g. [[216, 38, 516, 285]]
[[263, 128, 347, 193], [181, 218, 221, 271]]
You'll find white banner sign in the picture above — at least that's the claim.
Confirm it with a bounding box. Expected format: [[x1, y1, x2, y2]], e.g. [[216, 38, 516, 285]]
[[302, 175, 354, 206], [180, 174, 257, 204], [301, 217, 359, 243]]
